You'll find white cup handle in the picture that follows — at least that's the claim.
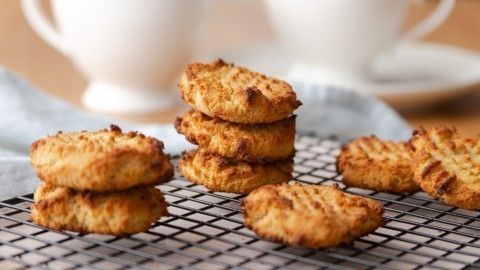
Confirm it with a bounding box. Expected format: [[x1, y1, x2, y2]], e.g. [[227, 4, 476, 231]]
[[400, 0, 455, 42], [20, 0, 70, 56]]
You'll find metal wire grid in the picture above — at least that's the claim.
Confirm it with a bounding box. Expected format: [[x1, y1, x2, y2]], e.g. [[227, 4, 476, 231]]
[[0, 135, 480, 270]]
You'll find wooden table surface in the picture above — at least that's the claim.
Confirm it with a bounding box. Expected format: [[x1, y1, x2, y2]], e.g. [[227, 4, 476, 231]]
[[0, 0, 479, 136]]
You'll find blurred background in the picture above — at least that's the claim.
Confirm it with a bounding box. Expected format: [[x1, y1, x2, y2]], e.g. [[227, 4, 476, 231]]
[[1, 0, 479, 135]]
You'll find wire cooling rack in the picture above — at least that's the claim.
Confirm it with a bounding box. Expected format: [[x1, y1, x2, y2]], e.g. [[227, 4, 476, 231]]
[[1, 135, 480, 270]]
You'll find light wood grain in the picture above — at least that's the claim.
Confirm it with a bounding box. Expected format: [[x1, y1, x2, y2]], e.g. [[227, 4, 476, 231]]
[[0, 0, 479, 135]]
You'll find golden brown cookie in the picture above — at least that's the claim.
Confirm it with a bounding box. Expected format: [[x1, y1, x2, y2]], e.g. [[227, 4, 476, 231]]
[[178, 149, 292, 194], [410, 126, 480, 210], [242, 183, 384, 248], [30, 125, 174, 192], [175, 110, 295, 163], [31, 183, 168, 235], [179, 59, 301, 124], [337, 136, 417, 193]]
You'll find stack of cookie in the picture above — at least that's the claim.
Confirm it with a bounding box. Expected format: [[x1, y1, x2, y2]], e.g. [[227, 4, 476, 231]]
[[175, 60, 301, 194], [29, 125, 174, 235]]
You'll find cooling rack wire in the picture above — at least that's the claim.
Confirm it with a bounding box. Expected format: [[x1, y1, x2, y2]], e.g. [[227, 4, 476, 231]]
[[1, 135, 479, 270]]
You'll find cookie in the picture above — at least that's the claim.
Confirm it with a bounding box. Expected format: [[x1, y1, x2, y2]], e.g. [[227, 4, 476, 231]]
[[175, 110, 295, 163], [179, 59, 301, 124], [30, 125, 174, 192], [31, 183, 168, 235], [242, 183, 384, 248], [179, 149, 292, 194], [337, 136, 417, 193], [410, 126, 480, 210]]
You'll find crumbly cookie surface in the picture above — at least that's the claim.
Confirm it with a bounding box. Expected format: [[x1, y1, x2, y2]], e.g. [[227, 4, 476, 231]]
[[411, 126, 480, 210], [179, 59, 301, 124], [30, 125, 173, 192], [242, 183, 384, 248], [175, 110, 295, 163], [179, 149, 292, 194], [31, 183, 168, 235], [337, 136, 417, 193]]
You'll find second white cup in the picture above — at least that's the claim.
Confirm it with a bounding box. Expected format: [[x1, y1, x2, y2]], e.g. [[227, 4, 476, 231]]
[[264, 0, 455, 77]]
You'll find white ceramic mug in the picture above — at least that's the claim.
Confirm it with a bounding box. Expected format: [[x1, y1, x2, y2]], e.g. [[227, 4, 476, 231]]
[[21, 0, 206, 114], [264, 0, 455, 77]]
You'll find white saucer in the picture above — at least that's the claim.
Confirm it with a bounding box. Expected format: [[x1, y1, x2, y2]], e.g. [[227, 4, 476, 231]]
[[210, 42, 480, 109]]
